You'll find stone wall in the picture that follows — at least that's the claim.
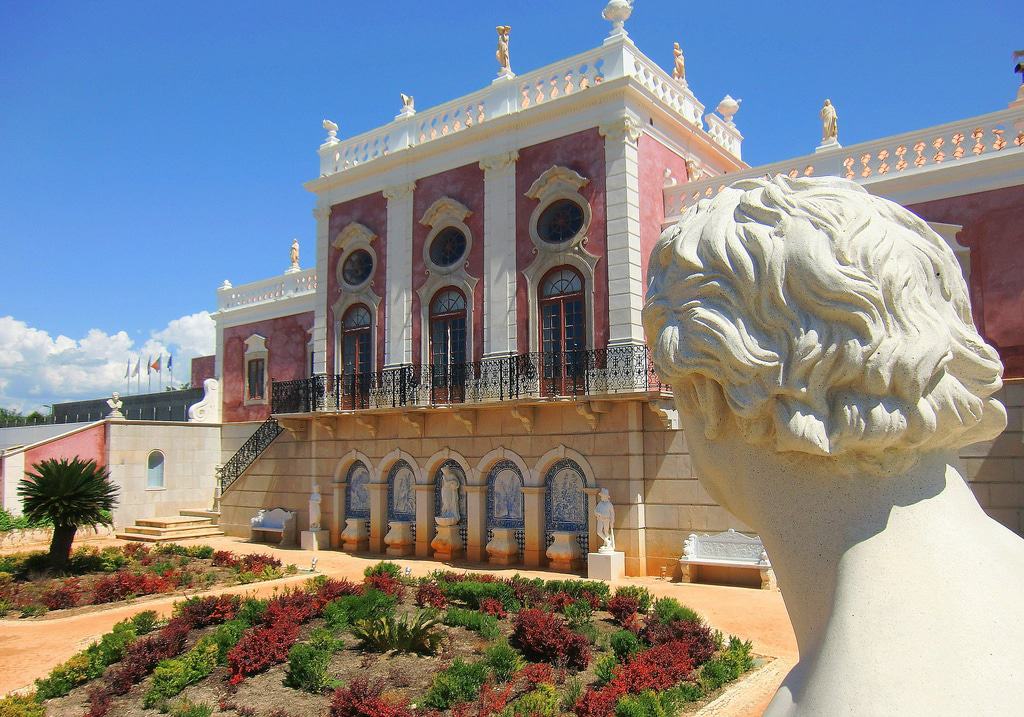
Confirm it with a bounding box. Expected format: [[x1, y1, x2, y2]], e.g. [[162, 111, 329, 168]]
[[106, 421, 220, 527], [961, 382, 1024, 535]]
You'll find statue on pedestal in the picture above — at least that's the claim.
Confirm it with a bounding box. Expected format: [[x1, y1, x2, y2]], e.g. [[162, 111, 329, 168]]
[[672, 42, 686, 83], [594, 488, 615, 553], [105, 392, 124, 419], [495, 26, 512, 77], [438, 467, 461, 524], [820, 99, 838, 143], [309, 481, 321, 532], [643, 174, 1023, 715]]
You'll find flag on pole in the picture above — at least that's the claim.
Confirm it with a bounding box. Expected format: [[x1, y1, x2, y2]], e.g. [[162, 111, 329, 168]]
[[167, 355, 173, 372], [124, 358, 130, 378], [147, 356, 152, 376], [132, 358, 140, 377], [151, 356, 162, 373]]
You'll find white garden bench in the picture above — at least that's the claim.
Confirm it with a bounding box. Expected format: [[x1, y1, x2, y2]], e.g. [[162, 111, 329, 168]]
[[250, 507, 298, 547], [679, 528, 776, 590]]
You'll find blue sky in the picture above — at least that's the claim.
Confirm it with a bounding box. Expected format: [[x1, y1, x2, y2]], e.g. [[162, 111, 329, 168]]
[[0, 0, 1019, 411]]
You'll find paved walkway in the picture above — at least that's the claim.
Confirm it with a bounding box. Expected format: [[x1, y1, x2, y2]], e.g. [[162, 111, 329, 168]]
[[0, 536, 797, 715]]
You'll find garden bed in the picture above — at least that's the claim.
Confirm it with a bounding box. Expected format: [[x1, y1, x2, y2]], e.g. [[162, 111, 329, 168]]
[[0, 543, 298, 619], [4, 562, 763, 717]]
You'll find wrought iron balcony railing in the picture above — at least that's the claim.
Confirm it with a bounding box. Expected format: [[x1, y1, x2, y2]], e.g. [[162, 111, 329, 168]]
[[271, 345, 665, 414]]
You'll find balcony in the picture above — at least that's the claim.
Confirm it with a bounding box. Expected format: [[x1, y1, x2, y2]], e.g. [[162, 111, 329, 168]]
[[271, 345, 666, 415]]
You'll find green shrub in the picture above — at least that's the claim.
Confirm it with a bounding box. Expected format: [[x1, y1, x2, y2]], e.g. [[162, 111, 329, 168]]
[[35, 615, 146, 699], [210, 619, 249, 663], [612, 586, 653, 613], [143, 639, 218, 708], [323, 590, 396, 629], [594, 653, 618, 687], [722, 636, 755, 673], [504, 683, 561, 717], [422, 658, 490, 709], [0, 508, 51, 532], [443, 607, 501, 639], [614, 690, 674, 717], [483, 641, 523, 682], [609, 630, 643, 662], [0, 598, 11, 617], [665, 682, 704, 703], [652, 597, 701, 625], [131, 609, 159, 634], [18, 604, 46, 618], [351, 609, 443, 654], [441, 580, 516, 609], [561, 676, 585, 712], [168, 700, 213, 717], [285, 629, 341, 692], [364, 561, 402, 579], [563, 600, 593, 630], [186, 545, 215, 559], [34, 654, 92, 700], [0, 693, 45, 717], [236, 597, 268, 625], [542, 579, 610, 602]]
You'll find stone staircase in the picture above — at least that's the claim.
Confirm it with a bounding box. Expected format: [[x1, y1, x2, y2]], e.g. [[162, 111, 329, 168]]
[[116, 511, 224, 543]]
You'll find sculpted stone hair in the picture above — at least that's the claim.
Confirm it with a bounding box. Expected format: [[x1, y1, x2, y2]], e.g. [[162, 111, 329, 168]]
[[643, 175, 1005, 473]]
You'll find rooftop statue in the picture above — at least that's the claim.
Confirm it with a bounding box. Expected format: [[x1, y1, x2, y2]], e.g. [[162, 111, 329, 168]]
[[820, 98, 838, 142], [400, 93, 414, 110], [672, 41, 686, 82], [644, 175, 1023, 716], [496, 26, 512, 77]]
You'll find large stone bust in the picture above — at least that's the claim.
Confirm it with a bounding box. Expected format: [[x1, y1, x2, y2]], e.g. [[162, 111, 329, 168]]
[[643, 176, 1023, 716]]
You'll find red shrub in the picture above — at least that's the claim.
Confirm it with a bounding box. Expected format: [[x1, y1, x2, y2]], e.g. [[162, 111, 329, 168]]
[[517, 662, 554, 686], [238, 552, 282, 573], [613, 641, 694, 693], [433, 571, 467, 583], [329, 678, 414, 717], [511, 609, 590, 670], [212, 550, 239, 567], [574, 683, 626, 717], [106, 617, 191, 694], [121, 543, 150, 560], [365, 574, 405, 601], [40, 577, 82, 610], [579, 590, 602, 610], [640, 617, 716, 665], [547, 592, 574, 612], [228, 620, 300, 683], [177, 594, 240, 628], [263, 590, 320, 626], [91, 571, 173, 604], [606, 595, 639, 625], [317, 578, 363, 603], [507, 579, 546, 608], [451, 680, 515, 717], [478, 598, 506, 618], [415, 582, 447, 609], [85, 685, 114, 717]]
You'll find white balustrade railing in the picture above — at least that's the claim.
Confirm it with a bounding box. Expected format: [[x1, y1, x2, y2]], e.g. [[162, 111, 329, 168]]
[[664, 105, 1024, 219], [217, 268, 318, 311], [318, 38, 740, 177]]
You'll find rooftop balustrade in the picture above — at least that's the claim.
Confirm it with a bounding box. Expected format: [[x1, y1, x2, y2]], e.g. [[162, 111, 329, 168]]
[[664, 105, 1024, 219], [216, 268, 318, 312], [271, 345, 666, 415]]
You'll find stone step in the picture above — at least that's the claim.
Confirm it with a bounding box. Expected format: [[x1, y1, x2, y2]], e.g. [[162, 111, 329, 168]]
[[116, 527, 224, 543], [180, 510, 221, 523], [126, 522, 217, 536], [135, 516, 211, 529]]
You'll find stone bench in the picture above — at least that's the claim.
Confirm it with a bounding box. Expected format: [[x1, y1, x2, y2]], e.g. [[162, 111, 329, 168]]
[[250, 507, 298, 547], [679, 529, 776, 590]]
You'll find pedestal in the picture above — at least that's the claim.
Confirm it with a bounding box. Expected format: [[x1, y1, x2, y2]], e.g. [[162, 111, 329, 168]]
[[486, 527, 520, 566], [587, 551, 625, 582], [431, 522, 463, 562], [301, 529, 328, 551], [384, 520, 414, 557], [341, 517, 369, 552], [815, 138, 842, 153], [546, 530, 582, 572]]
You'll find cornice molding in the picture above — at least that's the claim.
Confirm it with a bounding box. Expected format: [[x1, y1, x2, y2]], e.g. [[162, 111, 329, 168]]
[[383, 181, 416, 201], [599, 115, 642, 145], [479, 150, 519, 173]]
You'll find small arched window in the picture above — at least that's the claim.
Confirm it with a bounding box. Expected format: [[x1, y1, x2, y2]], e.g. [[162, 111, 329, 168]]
[[341, 305, 372, 376], [430, 288, 468, 403], [147, 450, 165, 489], [539, 267, 586, 395]]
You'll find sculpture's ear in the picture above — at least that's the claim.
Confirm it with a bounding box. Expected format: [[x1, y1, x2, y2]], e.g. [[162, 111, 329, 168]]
[[691, 374, 727, 440]]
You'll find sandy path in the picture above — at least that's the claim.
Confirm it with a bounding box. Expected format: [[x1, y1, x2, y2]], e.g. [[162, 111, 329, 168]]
[[0, 536, 797, 715]]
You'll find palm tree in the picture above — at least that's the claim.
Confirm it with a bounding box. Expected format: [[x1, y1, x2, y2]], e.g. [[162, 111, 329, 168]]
[[19, 457, 119, 570]]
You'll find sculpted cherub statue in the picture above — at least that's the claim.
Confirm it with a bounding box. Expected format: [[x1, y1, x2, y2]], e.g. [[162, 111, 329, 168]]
[[643, 175, 1024, 716]]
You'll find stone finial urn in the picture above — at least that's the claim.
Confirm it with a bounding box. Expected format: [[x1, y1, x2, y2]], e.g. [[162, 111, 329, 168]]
[[546, 531, 583, 571], [716, 95, 741, 125], [486, 528, 520, 566], [340, 517, 368, 552], [384, 521, 414, 557]]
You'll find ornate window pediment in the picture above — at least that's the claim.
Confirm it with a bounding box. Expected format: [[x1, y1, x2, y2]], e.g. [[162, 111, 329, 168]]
[[526, 165, 589, 202], [420, 197, 471, 229], [332, 222, 377, 252]]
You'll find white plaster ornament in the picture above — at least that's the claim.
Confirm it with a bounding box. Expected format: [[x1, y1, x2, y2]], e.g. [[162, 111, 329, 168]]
[[643, 175, 1024, 716]]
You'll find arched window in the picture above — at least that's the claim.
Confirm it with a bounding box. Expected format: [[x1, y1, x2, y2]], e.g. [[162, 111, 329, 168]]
[[429, 288, 467, 403], [340, 305, 372, 406], [539, 267, 586, 395], [147, 450, 165, 489]]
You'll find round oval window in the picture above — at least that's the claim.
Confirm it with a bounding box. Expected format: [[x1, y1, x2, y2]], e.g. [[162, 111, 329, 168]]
[[429, 227, 467, 268], [342, 249, 373, 286], [537, 199, 585, 244]]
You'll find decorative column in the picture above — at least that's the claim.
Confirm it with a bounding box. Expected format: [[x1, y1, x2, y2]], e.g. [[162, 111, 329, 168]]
[[479, 151, 519, 357], [465, 484, 488, 562], [368, 482, 388, 554], [312, 204, 332, 374], [415, 484, 434, 558], [330, 480, 346, 549], [383, 181, 416, 368], [599, 115, 645, 348], [522, 486, 545, 568]]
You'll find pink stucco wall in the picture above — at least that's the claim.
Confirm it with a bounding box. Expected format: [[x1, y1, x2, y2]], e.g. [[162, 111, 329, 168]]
[[907, 185, 1024, 379], [24, 423, 107, 472], [327, 193, 388, 374], [222, 312, 314, 422], [190, 355, 215, 387], [638, 134, 689, 292], [514, 128, 608, 353], [411, 163, 486, 364]]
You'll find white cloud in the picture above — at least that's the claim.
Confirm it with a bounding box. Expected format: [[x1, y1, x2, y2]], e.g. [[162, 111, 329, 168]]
[[0, 311, 215, 413]]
